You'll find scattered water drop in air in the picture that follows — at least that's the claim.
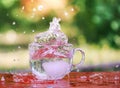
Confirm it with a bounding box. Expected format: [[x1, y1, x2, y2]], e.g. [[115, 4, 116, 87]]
[[23, 31, 26, 34], [18, 46, 21, 49], [64, 11, 68, 16], [33, 8, 36, 12], [38, 5, 43, 11], [42, 17, 45, 20], [1, 76, 5, 81], [22, 6, 25, 10], [71, 8, 74, 12], [32, 30, 35, 33], [115, 65, 119, 68], [12, 21, 16, 25]]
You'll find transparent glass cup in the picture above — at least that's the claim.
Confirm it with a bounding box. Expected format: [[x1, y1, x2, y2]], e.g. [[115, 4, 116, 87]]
[[29, 43, 85, 80]]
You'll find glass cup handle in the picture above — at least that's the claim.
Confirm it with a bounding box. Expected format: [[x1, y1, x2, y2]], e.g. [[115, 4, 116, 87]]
[[73, 48, 85, 70]]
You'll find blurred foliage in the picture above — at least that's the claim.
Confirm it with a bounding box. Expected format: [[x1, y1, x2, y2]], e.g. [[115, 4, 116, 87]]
[[0, 0, 120, 48], [0, 0, 120, 71], [0, 0, 51, 33], [71, 0, 120, 48]]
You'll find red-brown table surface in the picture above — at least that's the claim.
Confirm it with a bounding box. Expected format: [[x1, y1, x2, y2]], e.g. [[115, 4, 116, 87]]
[[0, 72, 120, 88]]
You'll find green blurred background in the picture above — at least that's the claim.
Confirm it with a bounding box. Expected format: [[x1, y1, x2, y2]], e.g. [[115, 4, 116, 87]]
[[0, 0, 120, 71]]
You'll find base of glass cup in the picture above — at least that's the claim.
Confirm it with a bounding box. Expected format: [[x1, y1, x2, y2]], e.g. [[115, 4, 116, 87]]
[[30, 58, 71, 80]]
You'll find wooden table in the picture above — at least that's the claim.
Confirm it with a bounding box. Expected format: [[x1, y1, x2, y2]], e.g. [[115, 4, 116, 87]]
[[0, 72, 120, 88]]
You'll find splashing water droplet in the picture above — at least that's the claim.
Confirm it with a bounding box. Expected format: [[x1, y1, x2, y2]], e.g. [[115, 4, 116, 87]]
[[33, 8, 36, 12], [1, 76, 5, 81], [23, 31, 26, 34], [12, 21, 16, 25], [22, 6, 25, 10], [42, 17, 45, 20], [71, 8, 74, 11], [18, 46, 21, 49], [49, 17, 61, 31], [38, 5, 43, 11], [115, 65, 119, 68], [32, 30, 35, 32], [64, 11, 68, 16]]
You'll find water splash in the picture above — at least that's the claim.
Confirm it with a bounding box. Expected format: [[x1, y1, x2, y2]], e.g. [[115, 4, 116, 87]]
[[49, 17, 61, 31], [29, 17, 70, 80], [89, 73, 103, 84]]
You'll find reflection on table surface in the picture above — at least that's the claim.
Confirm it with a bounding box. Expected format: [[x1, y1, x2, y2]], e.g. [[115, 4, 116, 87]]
[[0, 72, 120, 88]]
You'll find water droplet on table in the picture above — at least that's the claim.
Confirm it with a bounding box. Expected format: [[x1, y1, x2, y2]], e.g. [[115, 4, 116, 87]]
[[80, 76, 87, 82], [1, 76, 5, 81], [89, 73, 103, 84]]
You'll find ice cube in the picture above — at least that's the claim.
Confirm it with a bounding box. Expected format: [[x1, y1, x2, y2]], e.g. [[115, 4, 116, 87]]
[[42, 60, 70, 79]]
